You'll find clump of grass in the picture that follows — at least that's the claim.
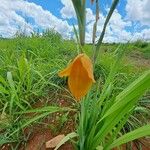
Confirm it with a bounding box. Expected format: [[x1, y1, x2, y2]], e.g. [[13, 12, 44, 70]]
[[54, 0, 150, 149], [55, 46, 150, 150], [0, 30, 77, 147], [0, 1, 150, 149], [142, 48, 150, 59], [134, 40, 149, 49]]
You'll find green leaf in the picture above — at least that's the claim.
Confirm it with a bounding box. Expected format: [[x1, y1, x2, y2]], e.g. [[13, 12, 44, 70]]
[[71, 0, 86, 46], [54, 132, 78, 150], [102, 70, 150, 120], [0, 75, 7, 86], [14, 106, 75, 114], [7, 72, 25, 112], [8, 109, 62, 138], [108, 124, 150, 149], [7, 72, 15, 91], [9, 112, 50, 137], [0, 85, 9, 94], [96, 146, 103, 150], [92, 70, 150, 148], [93, 0, 119, 63], [17, 53, 28, 82]]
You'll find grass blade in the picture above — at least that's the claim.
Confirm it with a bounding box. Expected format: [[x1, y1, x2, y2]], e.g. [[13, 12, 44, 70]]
[[93, 0, 119, 63], [71, 0, 86, 46], [0, 85, 9, 94], [14, 106, 75, 114], [108, 124, 150, 149], [102, 70, 150, 120], [54, 132, 78, 150]]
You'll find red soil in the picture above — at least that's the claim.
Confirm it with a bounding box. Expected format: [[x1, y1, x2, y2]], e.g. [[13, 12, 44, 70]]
[[1, 97, 150, 150]]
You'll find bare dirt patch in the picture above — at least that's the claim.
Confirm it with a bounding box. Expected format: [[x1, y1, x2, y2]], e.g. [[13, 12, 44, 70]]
[[129, 51, 150, 69]]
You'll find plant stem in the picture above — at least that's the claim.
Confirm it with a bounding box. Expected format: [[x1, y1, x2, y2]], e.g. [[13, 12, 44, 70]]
[[92, 0, 120, 65], [71, 0, 86, 47], [92, 0, 99, 45]]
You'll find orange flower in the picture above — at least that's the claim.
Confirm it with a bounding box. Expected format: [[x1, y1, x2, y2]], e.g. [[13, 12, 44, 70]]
[[58, 53, 95, 101]]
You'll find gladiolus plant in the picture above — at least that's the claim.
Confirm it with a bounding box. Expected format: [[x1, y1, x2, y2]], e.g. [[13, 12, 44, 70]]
[[57, 0, 150, 150]]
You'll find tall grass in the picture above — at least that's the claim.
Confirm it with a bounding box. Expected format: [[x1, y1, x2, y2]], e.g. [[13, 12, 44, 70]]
[[55, 46, 150, 150], [0, 2, 150, 148], [54, 0, 150, 149], [0, 30, 76, 146]]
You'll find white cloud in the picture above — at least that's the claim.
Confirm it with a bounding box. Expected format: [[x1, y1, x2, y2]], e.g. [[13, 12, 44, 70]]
[[59, 1, 134, 43], [83, 6, 150, 43], [86, 8, 95, 23], [0, 0, 33, 37], [125, 0, 150, 41], [60, 0, 75, 19], [85, 9, 132, 43], [106, 10, 132, 42], [60, 0, 95, 23], [1, 0, 150, 42], [132, 28, 150, 41], [59, 0, 150, 43], [126, 0, 150, 26], [0, 0, 72, 38]]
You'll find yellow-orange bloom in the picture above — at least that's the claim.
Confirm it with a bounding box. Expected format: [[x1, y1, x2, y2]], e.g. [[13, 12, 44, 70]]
[[58, 53, 95, 101]]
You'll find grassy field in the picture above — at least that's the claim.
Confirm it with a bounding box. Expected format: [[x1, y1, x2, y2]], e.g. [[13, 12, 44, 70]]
[[0, 31, 150, 149]]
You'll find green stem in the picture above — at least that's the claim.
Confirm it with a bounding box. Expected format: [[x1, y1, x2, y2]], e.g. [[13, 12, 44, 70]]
[[71, 0, 86, 47], [92, 0, 120, 65]]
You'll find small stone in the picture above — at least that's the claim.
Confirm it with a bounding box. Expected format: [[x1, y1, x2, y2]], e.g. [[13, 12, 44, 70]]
[[46, 134, 65, 148]]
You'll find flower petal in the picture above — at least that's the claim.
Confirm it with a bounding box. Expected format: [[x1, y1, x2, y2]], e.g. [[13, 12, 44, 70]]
[[58, 53, 95, 101], [81, 54, 95, 83], [58, 54, 84, 77], [58, 63, 73, 77], [68, 58, 93, 100]]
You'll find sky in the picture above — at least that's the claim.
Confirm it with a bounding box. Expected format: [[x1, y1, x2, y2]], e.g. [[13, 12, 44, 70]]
[[0, 0, 150, 43]]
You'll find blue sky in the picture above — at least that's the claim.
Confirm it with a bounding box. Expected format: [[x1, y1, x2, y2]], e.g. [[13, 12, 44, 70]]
[[27, 0, 63, 17], [26, 0, 127, 26], [0, 0, 150, 42]]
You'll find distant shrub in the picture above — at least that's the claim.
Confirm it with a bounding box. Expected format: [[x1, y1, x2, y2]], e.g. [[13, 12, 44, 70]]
[[134, 40, 148, 48], [15, 30, 28, 38], [43, 29, 62, 41], [142, 46, 150, 59]]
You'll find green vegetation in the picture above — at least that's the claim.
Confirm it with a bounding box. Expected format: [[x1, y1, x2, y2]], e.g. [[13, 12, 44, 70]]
[[0, 31, 150, 149], [0, 32, 76, 146], [1, 0, 150, 149]]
